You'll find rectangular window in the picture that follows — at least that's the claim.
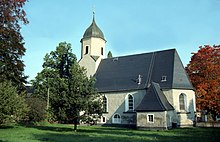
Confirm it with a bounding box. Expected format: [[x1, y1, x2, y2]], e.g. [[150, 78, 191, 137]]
[[147, 114, 154, 123], [101, 47, 103, 55], [102, 116, 106, 123], [85, 46, 89, 54]]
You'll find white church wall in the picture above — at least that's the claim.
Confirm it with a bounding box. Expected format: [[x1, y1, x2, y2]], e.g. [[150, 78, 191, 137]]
[[81, 38, 106, 58], [137, 111, 167, 129], [100, 90, 146, 125], [163, 89, 196, 126], [78, 55, 97, 77], [137, 110, 174, 129], [90, 37, 106, 58]]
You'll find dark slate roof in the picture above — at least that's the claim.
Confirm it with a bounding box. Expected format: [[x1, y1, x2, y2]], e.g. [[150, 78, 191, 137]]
[[94, 49, 193, 92], [82, 16, 105, 41], [135, 82, 174, 111]]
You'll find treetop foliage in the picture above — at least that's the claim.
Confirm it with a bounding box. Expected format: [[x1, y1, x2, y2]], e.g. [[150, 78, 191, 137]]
[[186, 45, 220, 115], [0, 0, 28, 92], [32, 42, 102, 130], [107, 51, 113, 58]]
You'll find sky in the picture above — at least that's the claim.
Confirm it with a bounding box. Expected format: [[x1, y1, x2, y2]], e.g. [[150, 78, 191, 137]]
[[21, 0, 220, 82]]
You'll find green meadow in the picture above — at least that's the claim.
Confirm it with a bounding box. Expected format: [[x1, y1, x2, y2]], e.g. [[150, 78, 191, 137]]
[[0, 123, 219, 142]]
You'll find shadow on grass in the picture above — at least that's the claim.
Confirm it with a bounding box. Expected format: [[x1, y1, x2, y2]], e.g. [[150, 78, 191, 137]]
[[19, 123, 74, 132], [17, 124, 220, 142], [0, 125, 14, 129], [32, 132, 171, 142], [30, 126, 190, 142]]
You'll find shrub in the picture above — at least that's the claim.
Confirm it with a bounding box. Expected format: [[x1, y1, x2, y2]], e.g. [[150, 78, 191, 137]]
[[0, 81, 28, 124], [25, 97, 47, 122]]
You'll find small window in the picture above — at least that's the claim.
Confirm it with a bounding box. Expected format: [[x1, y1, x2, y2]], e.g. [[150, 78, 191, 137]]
[[85, 46, 89, 54], [103, 96, 108, 112], [161, 76, 167, 82], [101, 47, 103, 55], [102, 116, 106, 123], [112, 114, 121, 124], [147, 114, 154, 123]]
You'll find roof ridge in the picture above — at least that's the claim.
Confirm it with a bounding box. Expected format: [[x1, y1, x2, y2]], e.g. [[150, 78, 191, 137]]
[[145, 52, 156, 88], [102, 48, 176, 61], [151, 82, 166, 110]]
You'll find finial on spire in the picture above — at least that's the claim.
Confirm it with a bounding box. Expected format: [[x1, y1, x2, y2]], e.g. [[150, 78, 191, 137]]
[[93, 6, 95, 20]]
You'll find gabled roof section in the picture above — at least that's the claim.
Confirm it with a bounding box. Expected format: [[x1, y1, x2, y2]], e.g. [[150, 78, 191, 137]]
[[172, 50, 194, 89], [150, 49, 193, 89], [135, 82, 174, 112], [94, 49, 193, 93]]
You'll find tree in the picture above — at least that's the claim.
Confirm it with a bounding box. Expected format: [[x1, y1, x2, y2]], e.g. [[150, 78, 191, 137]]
[[107, 51, 113, 58], [32, 42, 102, 130], [0, 81, 28, 124], [0, 0, 28, 92], [186, 45, 220, 119]]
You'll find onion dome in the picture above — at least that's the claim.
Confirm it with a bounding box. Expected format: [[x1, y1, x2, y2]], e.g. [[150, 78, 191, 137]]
[[83, 14, 105, 41]]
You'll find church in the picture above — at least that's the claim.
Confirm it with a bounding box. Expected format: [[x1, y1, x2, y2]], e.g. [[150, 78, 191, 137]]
[[79, 15, 196, 129]]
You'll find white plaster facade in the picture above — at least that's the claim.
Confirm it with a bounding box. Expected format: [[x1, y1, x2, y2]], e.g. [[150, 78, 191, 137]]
[[79, 37, 106, 77], [79, 54, 102, 77], [101, 90, 146, 125], [100, 88, 195, 128], [136, 110, 174, 129], [163, 89, 196, 126], [80, 37, 106, 59]]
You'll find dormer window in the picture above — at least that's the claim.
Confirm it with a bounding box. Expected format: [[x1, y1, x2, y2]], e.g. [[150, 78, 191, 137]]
[[161, 76, 167, 82]]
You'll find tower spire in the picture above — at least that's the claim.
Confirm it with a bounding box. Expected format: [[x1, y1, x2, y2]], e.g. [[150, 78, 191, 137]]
[[93, 6, 95, 21]]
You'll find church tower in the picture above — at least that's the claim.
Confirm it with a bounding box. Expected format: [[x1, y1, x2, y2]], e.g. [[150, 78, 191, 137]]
[[79, 13, 106, 77]]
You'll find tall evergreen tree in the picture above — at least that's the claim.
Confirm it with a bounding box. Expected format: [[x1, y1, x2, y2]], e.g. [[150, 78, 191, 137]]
[[0, 0, 29, 92], [32, 42, 102, 130], [107, 51, 113, 58]]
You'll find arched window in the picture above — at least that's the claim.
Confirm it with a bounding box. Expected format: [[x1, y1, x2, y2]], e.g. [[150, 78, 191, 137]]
[[112, 113, 121, 124], [128, 95, 134, 110], [125, 94, 134, 111], [103, 96, 108, 112], [179, 93, 187, 111]]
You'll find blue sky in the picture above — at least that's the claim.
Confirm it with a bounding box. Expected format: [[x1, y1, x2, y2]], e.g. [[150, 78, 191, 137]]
[[21, 0, 220, 81]]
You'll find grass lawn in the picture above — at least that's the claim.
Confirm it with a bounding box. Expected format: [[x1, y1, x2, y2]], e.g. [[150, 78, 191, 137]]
[[0, 123, 220, 142]]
